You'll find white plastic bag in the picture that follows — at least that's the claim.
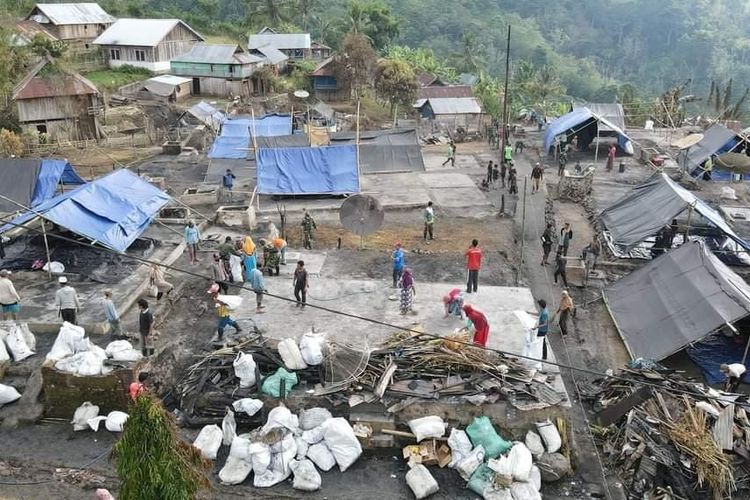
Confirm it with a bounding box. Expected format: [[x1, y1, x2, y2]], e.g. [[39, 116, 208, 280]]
[[56, 351, 104, 376], [488, 455, 513, 482], [508, 443, 533, 481], [408, 415, 446, 442], [524, 431, 545, 458], [516, 311, 542, 371], [15, 324, 36, 353], [448, 428, 473, 468], [4, 325, 34, 361], [105, 411, 129, 432], [510, 481, 542, 500], [248, 442, 271, 475], [217, 294, 243, 310], [457, 445, 485, 481], [527, 465, 541, 491], [229, 255, 243, 283], [302, 426, 325, 444], [290, 459, 322, 491], [43, 261, 65, 274], [233, 352, 257, 388], [278, 338, 308, 370], [306, 442, 336, 471], [299, 332, 325, 366], [87, 416, 107, 432], [295, 436, 309, 460], [0, 334, 9, 363], [261, 405, 299, 435], [232, 398, 263, 417], [218, 436, 252, 485], [299, 407, 332, 430], [194, 424, 223, 460], [253, 452, 291, 488], [71, 402, 100, 431], [0, 383, 21, 407], [406, 463, 439, 499], [105, 340, 133, 356], [46, 322, 85, 362], [222, 408, 237, 446], [535, 420, 562, 454], [321, 417, 362, 472]]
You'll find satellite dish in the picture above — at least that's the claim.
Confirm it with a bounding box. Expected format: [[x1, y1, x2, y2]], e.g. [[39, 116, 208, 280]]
[[671, 133, 703, 149], [294, 90, 310, 99], [340, 195, 384, 239], [717, 152, 750, 174]]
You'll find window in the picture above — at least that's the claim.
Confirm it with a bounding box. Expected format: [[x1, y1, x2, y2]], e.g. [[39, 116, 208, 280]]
[[293, 49, 304, 58], [135, 49, 146, 62], [228, 65, 234, 74], [110, 49, 120, 60]]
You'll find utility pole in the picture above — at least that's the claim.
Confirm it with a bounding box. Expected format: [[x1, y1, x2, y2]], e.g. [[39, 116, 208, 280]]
[[500, 25, 512, 157]]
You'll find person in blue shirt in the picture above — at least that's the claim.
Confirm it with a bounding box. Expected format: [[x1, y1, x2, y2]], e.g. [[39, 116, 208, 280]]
[[102, 290, 121, 337], [391, 242, 405, 288], [533, 299, 550, 360], [222, 169, 236, 202], [249, 263, 267, 314], [184, 220, 201, 264]]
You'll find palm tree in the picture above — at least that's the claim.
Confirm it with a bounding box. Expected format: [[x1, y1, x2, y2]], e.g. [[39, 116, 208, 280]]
[[245, 0, 289, 27]]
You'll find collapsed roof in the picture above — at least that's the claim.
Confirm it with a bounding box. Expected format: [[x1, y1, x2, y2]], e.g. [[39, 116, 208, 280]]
[[604, 240, 750, 361], [0, 158, 85, 213]]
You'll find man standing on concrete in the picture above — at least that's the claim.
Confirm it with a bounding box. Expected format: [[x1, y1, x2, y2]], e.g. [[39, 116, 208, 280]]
[[293, 260, 309, 309], [301, 209, 317, 250], [392, 242, 405, 288], [423, 201, 435, 241], [465, 239, 483, 294], [55, 276, 80, 324], [500, 160, 507, 188], [553, 251, 569, 288], [503, 142, 513, 166], [441, 141, 455, 167], [222, 169, 236, 202], [249, 263, 267, 314], [559, 222, 573, 256], [102, 290, 121, 337], [533, 299, 550, 360], [137, 298, 154, 356], [486, 160, 494, 186], [0, 270, 20, 321], [531, 163, 544, 194], [184, 220, 201, 264], [541, 223, 554, 266]]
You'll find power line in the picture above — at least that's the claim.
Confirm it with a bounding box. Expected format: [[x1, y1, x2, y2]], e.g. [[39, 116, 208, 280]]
[[0, 197, 742, 406]]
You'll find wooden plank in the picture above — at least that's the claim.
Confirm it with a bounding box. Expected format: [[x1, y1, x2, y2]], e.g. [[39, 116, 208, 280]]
[[712, 403, 735, 451], [596, 386, 652, 426]]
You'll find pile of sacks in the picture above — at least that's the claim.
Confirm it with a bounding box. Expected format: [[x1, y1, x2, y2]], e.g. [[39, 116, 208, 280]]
[[0, 323, 36, 407], [70, 401, 129, 433], [405, 415, 569, 499], [192, 401, 361, 491], [47, 322, 142, 376]]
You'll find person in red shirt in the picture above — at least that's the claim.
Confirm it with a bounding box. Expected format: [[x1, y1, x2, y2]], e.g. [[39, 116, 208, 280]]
[[463, 304, 489, 347], [464, 239, 483, 293], [129, 372, 148, 401]]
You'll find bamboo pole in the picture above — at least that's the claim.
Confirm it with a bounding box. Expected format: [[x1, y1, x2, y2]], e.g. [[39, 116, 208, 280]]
[[356, 99, 361, 181]]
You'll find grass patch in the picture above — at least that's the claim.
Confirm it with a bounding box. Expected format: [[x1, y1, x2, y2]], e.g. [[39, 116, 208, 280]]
[[83, 66, 153, 93]]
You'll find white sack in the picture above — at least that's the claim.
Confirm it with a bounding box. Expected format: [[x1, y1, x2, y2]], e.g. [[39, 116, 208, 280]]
[[233, 352, 256, 388], [457, 445, 485, 481], [194, 424, 223, 460], [448, 428, 473, 468], [105, 340, 133, 356], [299, 407, 332, 431], [0, 334, 9, 363], [71, 402, 99, 431], [306, 442, 336, 471], [321, 417, 362, 472], [408, 416, 446, 442], [0, 383, 21, 406], [302, 426, 325, 444], [488, 455, 513, 483], [510, 481, 542, 500], [295, 436, 309, 460], [218, 436, 253, 485], [535, 420, 562, 454], [87, 416, 107, 432], [232, 398, 263, 417], [524, 431, 545, 458], [406, 463, 440, 499], [508, 443, 533, 481], [105, 411, 129, 432], [4, 325, 33, 361], [222, 408, 237, 446], [261, 405, 298, 435], [217, 294, 243, 310], [299, 332, 325, 366], [527, 465, 541, 491], [278, 338, 308, 370], [46, 322, 85, 362], [248, 442, 271, 475], [15, 324, 36, 352], [229, 255, 243, 282], [290, 459, 322, 491]]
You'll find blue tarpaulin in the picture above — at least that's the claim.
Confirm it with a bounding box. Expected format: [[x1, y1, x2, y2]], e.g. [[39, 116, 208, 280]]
[[257, 145, 360, 195], [543, 107, 633, 155], [208, 114, 293, 159], [686, 333, 750, 385], [32, 159, 86, 206], [1, 169, 170, 253]]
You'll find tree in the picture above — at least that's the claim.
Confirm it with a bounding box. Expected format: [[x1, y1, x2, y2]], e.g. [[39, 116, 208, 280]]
[[0, 129, 23, 156], [473, 72, 502, 119], [345, 0, 399, 50], [384, 46, 459, 83], [244, 0, 290, 27], [28, 34, 68, 58], [452, 32, 484, 74], [375, 59, 418, 113], [112, 394, 211, 500], [331, 31, 377, 100]]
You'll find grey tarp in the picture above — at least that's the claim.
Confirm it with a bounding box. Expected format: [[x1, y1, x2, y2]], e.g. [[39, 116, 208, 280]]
[[0, 159, 41, 213], [604, 240, 750, 360], [571, 102, 625, 133], [599, 172, 750, 252], [330, 128, 425, 173], [679, 123, 739, 175], [254, 135, 310, 149]]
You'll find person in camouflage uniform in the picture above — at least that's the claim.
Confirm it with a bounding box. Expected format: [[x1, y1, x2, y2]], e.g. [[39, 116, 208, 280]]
[[301, 209, 317, 250], [260, 239, 280, 276]]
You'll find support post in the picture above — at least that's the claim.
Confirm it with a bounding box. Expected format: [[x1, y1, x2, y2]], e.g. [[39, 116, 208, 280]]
[[356, 99, 361, 179], [594, 121, 601, 163], [41, 220, 52, 279], [519, 176, 528, 284], [499, 25, 511, 157]]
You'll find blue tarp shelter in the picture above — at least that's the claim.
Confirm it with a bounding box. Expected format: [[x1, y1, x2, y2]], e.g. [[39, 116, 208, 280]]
[[257, 145, 360, 195], [208, 114, 293, 159], [543, 107, 633, 155], [0, 158, 85, 212], [686, 333, 750, 385], [1, 169, 170, 253], [680, 124, 741, 180]]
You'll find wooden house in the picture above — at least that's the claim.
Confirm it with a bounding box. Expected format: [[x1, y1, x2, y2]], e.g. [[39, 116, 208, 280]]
[[93, 18, 204, 73], [414, 97, 486, 133], [25, 3, 114, 49], [249, 27, 323, 61], [13, 56, 102, 141], [311, 57, 349, 102], [171, 43, 264, 97]]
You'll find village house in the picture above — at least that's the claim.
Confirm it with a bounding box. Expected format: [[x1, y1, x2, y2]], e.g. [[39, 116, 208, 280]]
[[13, 56, 102, 142], [249, 44, 289, 74], [93, 18, 204, 73], [414, 97, 486, 133], [23, 3, 114, 50], [248, 27, 331, 62], [310, 57, 349, 102], [170, 43, 265, 97]]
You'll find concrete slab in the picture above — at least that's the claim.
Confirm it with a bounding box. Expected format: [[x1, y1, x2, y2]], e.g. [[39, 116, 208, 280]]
[[273, 250, 326, 278], [430, 187, 489, 208], [418, 171, 476, 189]]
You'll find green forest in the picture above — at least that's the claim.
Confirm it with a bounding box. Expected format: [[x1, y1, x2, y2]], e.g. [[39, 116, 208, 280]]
[[2, 0, 750, 113]]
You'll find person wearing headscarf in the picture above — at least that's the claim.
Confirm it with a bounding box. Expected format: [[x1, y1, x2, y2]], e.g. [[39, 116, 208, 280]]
[[241, 236, 257, 281], [462, 304, 489, 347], [398, 268, 415, 315], [553, 290, 575, 337], [442, 288, 464, 319]]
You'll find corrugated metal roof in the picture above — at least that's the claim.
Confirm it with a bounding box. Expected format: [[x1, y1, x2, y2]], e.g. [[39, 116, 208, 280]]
[[418, 85, 473, 99], [419, 97, 482, 114], [172, 43, 262, 65], [93, 18, 204, 47], [311, 56, 334, 76], [13, 20, 57, 45], [29, 3, 114, 25], [13, 56, 98, 100], [148, 75, 191, 86], [248, 32, 311, 50], [254, 45, 288, 65]]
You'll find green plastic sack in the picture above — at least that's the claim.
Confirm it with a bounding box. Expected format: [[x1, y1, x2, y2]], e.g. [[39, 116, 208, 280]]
[[261, 367, 299, 398], [467, 463, 495, 496], [466, 416, 512, 458]]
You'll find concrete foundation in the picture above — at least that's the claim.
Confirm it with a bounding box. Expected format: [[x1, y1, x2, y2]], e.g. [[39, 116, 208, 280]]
[[216, 205, 256, 229], [179, 185, 220, 206]]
